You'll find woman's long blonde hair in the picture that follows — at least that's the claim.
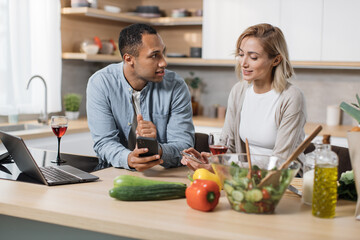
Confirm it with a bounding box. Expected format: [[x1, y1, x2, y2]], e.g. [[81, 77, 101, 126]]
[[235, 23, 294, 92]]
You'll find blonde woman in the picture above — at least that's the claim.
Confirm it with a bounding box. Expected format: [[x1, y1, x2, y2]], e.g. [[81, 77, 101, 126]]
[[182, 23, 306, 171]]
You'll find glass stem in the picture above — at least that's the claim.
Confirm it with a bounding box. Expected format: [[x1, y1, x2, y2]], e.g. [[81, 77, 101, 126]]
[[57, 137, 61, 162]]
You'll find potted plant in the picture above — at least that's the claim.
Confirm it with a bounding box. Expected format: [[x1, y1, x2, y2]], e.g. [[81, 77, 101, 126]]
[[340, 93, 360, 130], [185, 72, 203, 116], [64, 93, 82, 120], [340, 94, 360, 219]]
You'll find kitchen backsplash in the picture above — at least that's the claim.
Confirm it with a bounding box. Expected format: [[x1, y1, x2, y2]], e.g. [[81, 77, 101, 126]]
[[62, 60, 359, 126], [3, 60, 357, 125]]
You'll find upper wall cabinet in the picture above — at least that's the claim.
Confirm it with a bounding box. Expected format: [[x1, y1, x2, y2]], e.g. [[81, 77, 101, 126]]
[[322, 0, 360, 61], [280, 0, 323, 61], [203, 0, 281, 60], [203, 0, 360, 63]]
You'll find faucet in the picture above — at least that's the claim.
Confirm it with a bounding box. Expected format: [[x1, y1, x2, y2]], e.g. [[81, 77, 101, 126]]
[[26, 75, 48, 125]]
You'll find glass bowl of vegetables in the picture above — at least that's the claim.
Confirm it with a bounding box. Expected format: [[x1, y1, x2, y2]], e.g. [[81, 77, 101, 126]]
[[209, 153, 300, 214]]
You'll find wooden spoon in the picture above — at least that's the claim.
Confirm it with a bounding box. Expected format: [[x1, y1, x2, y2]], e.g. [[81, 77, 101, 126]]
[[245, 138, 252, 179], [257, 125, 323, 188]]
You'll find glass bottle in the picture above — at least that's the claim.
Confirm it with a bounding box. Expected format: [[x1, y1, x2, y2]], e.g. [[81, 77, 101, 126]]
[[302, 141, 322, 205], [312, 134, 339, 218]]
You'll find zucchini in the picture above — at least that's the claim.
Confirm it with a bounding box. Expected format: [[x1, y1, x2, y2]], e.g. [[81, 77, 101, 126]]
[[109, 184, 186, 201], [113, 175, 185, 187]]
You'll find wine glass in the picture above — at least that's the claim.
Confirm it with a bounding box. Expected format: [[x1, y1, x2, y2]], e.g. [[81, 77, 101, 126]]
[[51, 116, 68, 164], [208, 132, 229, 155]]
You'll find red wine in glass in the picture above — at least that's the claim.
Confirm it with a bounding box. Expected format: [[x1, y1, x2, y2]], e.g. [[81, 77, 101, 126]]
[[51, 116, 68, 164], [208, 132, 229, 155], [209, 145, 228, 155], [52, 125, 68, 138]]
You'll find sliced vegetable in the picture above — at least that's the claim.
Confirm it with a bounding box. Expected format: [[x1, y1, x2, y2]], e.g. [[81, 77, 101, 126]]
[[245, 189, 263, 202], [231, 190, 244, 202], [224, 182, 234, 195]]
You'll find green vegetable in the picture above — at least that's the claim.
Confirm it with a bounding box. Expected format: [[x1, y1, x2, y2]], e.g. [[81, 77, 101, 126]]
[[232, 190, 244, 202], [224, 182, 234, 194], [338, 170, 357, 201], [245, 189, 263, 202], [224, 164, 295, 213], [243, 202, 259, 213], [109, 184, 186, 201], [113, 175, 185, 187]]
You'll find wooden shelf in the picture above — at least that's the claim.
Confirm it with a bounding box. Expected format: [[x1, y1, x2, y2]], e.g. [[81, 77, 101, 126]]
[[291, 61, 360, 69], [62, 52, 360, 69], [61, 7, 202, 26], [62, 52, 235, 66], [62, 52, 121, 62]]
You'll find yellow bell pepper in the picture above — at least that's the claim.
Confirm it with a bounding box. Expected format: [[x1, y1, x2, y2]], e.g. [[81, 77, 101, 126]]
[[192, 168, 222, 191]]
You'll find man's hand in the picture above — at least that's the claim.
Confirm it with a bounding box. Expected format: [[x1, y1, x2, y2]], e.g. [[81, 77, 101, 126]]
[[128, 148, 163, 172], [136, 114, 157, 139]]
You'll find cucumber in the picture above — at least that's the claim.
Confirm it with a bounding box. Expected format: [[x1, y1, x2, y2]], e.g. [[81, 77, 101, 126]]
[[231, 190, 244, 202], [245, 189, 263, 202], [113, 175, 185, 187], [109, 184, 187, 201], [224, 183, 234, 195]]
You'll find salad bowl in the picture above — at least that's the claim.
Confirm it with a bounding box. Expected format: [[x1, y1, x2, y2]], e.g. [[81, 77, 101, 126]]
[[209, 153, 300, 214]]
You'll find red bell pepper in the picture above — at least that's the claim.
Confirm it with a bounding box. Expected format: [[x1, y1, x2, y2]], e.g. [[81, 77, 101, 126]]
[[185, 179, 220, 212]]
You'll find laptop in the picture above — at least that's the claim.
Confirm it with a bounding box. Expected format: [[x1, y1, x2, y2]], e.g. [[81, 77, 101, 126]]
[[0, 130, 99, 186]]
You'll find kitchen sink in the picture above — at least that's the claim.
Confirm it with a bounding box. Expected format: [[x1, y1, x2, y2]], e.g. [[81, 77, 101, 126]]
[[0, 123, 48, 132]]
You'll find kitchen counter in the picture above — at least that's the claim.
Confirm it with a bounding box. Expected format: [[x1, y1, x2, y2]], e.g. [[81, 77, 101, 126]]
[[0, 166, 358, 239], [0, 118, 90, 140], [0, 117, 353, 140]]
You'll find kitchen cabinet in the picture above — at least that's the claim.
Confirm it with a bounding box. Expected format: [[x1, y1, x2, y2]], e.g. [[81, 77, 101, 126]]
[[60, 0, 202, 64], [201, 0, 360, 69], [322, 0, 360, 61], [203, 0, 281, 60], [280, 0, 323, 61]]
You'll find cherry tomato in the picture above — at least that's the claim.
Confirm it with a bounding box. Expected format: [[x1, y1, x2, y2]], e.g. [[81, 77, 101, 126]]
[[261, 188, 270, 200], [256, 170, 262, 179]]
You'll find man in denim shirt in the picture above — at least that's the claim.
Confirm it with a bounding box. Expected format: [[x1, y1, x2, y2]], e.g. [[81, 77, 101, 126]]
[[87, 24, 195, 171]]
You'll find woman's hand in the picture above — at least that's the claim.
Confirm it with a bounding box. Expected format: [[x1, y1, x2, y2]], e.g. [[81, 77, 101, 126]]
[[180, 148, 212, 172]]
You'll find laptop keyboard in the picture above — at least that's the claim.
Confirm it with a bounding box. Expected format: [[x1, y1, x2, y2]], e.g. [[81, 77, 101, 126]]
[[40, 166, 80, 183]]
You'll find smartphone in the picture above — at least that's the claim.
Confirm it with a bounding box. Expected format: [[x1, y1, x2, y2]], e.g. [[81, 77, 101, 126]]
[[180, 151, 203, 164], [136, 136, 159, 157]]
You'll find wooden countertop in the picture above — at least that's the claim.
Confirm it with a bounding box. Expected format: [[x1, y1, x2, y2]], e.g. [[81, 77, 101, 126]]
[[0, 166, 358, 239], [0, 118, 90, 140], [0, 117, 352, 140]]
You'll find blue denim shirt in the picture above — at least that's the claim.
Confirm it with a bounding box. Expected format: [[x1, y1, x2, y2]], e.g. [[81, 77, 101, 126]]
[[86, 62, 195, 169]]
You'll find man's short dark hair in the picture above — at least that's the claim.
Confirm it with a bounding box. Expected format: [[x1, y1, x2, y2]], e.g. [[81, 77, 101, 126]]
[[118, 23, 157, 58]]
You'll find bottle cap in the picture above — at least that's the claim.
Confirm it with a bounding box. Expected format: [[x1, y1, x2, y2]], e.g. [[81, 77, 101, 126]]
[[322, 134, 331, 144]]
